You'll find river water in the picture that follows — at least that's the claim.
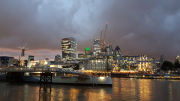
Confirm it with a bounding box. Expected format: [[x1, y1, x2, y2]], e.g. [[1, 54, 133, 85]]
[[0, 78, 180, 101]]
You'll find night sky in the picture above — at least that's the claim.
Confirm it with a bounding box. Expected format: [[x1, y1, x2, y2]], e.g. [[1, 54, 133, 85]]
[[0, 0, 180, 61]]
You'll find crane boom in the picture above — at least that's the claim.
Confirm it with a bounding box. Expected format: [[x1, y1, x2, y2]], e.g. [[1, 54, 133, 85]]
[[102, 23, 108, 53], [100, 29, 103, 41], [103, 23, 108, 42]]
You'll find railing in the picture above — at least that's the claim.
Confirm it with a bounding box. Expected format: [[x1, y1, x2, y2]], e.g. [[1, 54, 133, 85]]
[[0, 68, 87, 75], [0, 68, 58, 72]]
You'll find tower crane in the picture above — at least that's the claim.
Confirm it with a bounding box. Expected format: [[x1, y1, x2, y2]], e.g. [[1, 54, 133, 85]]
[[102, 23, 108, 53]]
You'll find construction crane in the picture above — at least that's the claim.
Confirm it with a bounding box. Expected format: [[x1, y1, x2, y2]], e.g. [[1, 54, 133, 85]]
[[101, 23, 108, 53], [100, 29, 103, 41], [100, 29, 103, 53]]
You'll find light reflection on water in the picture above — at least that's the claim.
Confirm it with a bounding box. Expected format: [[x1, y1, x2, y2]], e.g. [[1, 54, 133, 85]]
[[0, 78, 180, 101]]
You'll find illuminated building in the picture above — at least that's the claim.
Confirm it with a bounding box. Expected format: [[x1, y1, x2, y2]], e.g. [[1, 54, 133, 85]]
[[0, 56, 14, 67], [114, 46, 121, 57], [81, 54, 114, 71], [121, 55, 137, 70], [61, 37, 77, 61], [78, 53, 84, 60], [78, 53, 93, 61], [93, 39, 101, 56], [136, 55, 155, 72], [105, 45, 113, 55], [55, 54, 61, 62], [85, 47, 91, 54], [155, 60, 160, 68], [176, 55, 180, 63], [27, 55, 34, 67]]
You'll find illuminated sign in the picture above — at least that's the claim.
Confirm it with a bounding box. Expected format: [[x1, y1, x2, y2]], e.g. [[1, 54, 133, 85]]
[[86, 47, 90, 51]]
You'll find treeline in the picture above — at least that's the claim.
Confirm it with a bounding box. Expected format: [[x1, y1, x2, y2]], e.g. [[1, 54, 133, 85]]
[[161, 60, 180, 71]]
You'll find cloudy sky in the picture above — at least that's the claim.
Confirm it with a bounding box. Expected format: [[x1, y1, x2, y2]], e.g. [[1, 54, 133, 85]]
[[0, 0, 180, 61]]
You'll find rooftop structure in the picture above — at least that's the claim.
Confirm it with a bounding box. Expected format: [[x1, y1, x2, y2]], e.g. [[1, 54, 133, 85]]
[[0, 56, 14, 67]]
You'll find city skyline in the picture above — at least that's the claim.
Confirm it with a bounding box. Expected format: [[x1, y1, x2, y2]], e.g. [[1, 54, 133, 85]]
[[0, 0, 180, 61]]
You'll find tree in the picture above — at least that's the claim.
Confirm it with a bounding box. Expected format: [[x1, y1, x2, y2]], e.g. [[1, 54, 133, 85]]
[[74, 64, 79, 70], [161, 61, 173, 71], [174, 59, 180, 68]]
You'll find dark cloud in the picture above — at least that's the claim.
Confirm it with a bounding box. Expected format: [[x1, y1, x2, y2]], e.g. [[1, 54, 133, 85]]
[[0, 0, 180, 61]]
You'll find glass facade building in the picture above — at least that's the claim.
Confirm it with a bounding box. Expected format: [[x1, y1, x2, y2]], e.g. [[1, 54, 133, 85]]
[[55, 54, 61, 62], [93, 39, 101, 56], [0, 56, 14, 67], [61, 37, 77, 61]]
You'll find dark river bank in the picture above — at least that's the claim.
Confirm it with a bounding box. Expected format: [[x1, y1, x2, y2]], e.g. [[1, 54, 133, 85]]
[[0, 78, 180, 101]]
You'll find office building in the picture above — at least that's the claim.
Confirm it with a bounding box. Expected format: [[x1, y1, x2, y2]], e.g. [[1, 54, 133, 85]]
[[55, 54, 61, 62], [160, 55, 165, 68], [121, 55, 137, 70], [61, 37, 77, 61], [82, 55, 114, 71], [78, 53, 84, 60], [136, 55, 155, 72], [85, 47, 91, 54], [93, 39, 101, 55], [105, 45, 113, 55], [0, 56, 14, 67], [114, 46, 121, 57]]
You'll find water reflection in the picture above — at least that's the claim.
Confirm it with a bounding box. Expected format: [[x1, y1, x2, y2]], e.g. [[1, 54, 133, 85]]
[[138, 79, 152, 101], [1, 78, 180, 101]]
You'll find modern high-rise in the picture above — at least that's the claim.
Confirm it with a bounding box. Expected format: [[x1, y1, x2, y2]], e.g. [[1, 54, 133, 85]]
[[55, 54, 61, 62], [160, 55, 165, 68], [93, 39, 101, 55], [114, 46, 121, 57], [0, 56, 14, 67], [105, 45, 113, 55], [61, 37, 77, 61], [85, 47, 91, 54]]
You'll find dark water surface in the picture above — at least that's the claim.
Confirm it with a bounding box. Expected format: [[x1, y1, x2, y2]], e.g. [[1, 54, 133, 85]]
[[0, 78, 180, 101]]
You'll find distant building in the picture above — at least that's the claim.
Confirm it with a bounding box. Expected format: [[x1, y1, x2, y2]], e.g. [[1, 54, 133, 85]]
[[27, 55, 34, 67], [82, 55, 114, 71], [78, 53, 84, 60], [114, 46, 121, 57], [61, 37, 77, 61], [154, 60, 160, 70], [13, 59, 19, 66], [176, 55, 180, 63], [160, 55, 165, 68], [105, 45, 113, 55], [85, 47, 91, 54], [55, 54, 61, 62], [121, 55, 137, 70], [0, 56, 14, 67], [93, 39, 101, 56]]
